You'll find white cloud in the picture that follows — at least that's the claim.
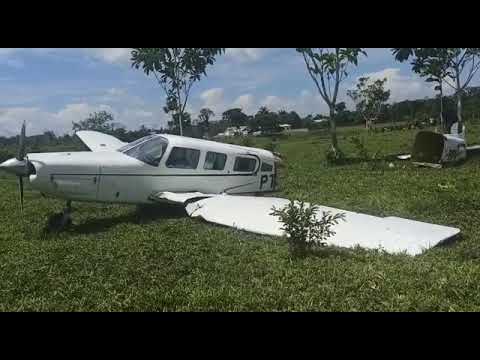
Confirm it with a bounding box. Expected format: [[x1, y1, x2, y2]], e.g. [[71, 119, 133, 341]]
[[81, 48, 132, 65], [225, 48, 267, 63], [0, 107, 74, 137], [354, 68, 436, 103], [0, 48, 133, 67], [199, 88, 225, 114], [232, 94, 257, 114], [0, 48, 18, 56], [256, 91, 329, 116], [56, 103, 116, 128], [0, 102, 170, 137]]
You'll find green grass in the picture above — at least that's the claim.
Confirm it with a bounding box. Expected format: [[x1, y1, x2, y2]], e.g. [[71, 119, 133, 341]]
[[2, 125, 480, 311]]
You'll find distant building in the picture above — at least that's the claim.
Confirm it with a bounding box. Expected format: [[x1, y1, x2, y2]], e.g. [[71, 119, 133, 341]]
[[214, 126, 249, 138]]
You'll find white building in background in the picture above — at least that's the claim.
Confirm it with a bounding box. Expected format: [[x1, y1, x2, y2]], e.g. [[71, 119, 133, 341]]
[[215, 126, 250, 138], [279, 124, 292, 132]]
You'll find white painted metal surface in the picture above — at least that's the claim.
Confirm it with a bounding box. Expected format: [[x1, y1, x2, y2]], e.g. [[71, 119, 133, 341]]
[[22, 132, 279, 204], [76, 131, 127, 152], [153, 191, 217, 204], [156, 193, 461, 256], [442, 134, 467, 162]]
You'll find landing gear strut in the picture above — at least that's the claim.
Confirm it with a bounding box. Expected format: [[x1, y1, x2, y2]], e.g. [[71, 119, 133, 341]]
[[47, 200, 73, 231], [61, 200, 73, 228]]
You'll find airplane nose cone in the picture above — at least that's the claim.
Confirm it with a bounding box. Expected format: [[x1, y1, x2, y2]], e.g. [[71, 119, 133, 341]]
[[0, 158, 30, 176]]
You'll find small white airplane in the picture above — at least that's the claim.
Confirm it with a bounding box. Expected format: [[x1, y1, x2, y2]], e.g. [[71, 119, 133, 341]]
[[0, 122, 462, 256], [0, 122, 280, 226]]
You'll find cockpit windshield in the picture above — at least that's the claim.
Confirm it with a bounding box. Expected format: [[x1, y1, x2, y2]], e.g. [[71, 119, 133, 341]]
[[118, 135, 169, 167]]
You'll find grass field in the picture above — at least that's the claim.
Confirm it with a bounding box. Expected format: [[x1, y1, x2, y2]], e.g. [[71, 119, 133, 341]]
[[2, 125, 480, 311]]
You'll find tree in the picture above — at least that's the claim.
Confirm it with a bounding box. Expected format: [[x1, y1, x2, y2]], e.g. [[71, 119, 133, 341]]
[[335, 102, 346, 113], [131, 48, 225, 136], [168, 112, 191, 134], [443, 49, 480, 130], [72, 111, 120, 133], [222, 108, 249, 128], [197, 108, 215, 136], [288, 111, 302, 129], [392, 48, 452, 132], [296, 48, 366, 154], [347, 77, 390, 130], [393, 48, 480, 132], [255, 106, 278, 133]]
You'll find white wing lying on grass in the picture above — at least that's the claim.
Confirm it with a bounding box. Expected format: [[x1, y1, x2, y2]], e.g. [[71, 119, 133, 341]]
[[157, 192, 461, 256]]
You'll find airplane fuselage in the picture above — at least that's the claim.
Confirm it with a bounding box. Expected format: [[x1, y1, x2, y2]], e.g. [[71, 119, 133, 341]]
[[24, 134, 279, 205]]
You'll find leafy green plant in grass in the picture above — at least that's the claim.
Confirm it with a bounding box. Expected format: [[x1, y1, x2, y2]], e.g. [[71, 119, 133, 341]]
[[271, 200, 346, 258], [0, 150, 15, 163], [349, 136, 385, 170], [325, 147, 346, 165], [350, 136, 370, 161]]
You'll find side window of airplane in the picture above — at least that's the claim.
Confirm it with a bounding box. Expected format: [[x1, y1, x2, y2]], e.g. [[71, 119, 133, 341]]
[[121, 136, 168, 167], [261, 162, 273, 172], [166, 147, 201, 169], [234, 157, 257, 172], [204, 152, 227, 170]]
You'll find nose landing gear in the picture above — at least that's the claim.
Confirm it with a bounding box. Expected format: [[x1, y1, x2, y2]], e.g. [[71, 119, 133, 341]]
[[47, 200, 73, 232]]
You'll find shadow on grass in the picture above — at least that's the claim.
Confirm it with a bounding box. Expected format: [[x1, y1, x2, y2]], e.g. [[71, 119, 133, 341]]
[[286, 245, 366, 261], [330, 147, 480, 169], [42, 203, 187, 236], [432, 233, 463, 251], [327, 153, 407, 167]]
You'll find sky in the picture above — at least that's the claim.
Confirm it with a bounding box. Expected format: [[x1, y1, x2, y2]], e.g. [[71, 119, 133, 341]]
[[0, 48, 477, 137]]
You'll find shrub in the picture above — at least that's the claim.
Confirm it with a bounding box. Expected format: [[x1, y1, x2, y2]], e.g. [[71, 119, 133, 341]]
[[350, 136, 369, 161], [271, 200, 346, 258], [325, 147, 346, 165], [0, 150, 15, 163]]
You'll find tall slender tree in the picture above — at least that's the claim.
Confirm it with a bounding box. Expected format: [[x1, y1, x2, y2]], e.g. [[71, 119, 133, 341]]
[[131, 48, 224, 136], [296, 48, 366, 155], [393, 48, 480, 132], [198, 108, 215, 136], [392, 48, 452, 132], [347, 77, 390, 130]]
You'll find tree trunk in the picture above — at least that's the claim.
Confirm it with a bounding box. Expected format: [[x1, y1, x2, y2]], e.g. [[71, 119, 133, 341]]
[[439, 83, 444, 133], [455, 66, 463, 133], [178, 110, 183, 136], [329, 107, 339, 152], [456, 91, 463, 132]]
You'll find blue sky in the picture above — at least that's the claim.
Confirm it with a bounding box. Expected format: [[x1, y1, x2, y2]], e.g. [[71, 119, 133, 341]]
[[0, 48, 477, 136]]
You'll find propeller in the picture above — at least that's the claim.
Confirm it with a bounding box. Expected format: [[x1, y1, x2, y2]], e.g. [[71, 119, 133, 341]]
[[17, 121, 26, 161], [0, 121, 33, 212]]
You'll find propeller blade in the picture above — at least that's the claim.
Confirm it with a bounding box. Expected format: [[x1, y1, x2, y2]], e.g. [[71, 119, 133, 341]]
[[18, 176, 24, 212], [17, 121, 26, 161]]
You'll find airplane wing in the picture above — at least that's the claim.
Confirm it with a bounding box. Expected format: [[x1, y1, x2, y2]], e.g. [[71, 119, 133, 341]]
[[151, 191, 217, 205], [156, 192, 460, 256], [75, 131, 127, 152]]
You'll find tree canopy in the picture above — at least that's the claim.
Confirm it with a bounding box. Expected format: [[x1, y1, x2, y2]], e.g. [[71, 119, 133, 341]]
[[131, 48, 225, 136], [296, 48, 366, 153], [347, 77, 390, 129]]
